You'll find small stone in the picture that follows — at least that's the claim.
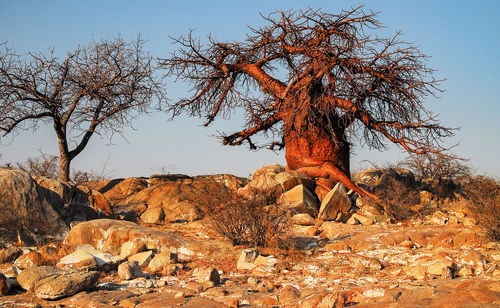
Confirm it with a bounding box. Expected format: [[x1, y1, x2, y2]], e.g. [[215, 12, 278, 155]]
[[252, 265, 277, 276], [254, 255, 278, 267], [348, 213, 374, 226], [458, 265, 474, 277], [431, 210, 448, 225], [279, 284, 301, 305], [426, 261, 451, 277], [292, 213, 315, 226], [120, 239, 147, 258], [148, 251, 177, 273], [13, 251, 43, 269], [161, 264, 181, 276], [447, 215, 459, 225], [203, 281, 215, 290], [57, 250, 98, 269], [229, 298, 240, 307], [74, 244, 116, 268], [193, 267, 220, 285], [237, 248, 259, 271], [254, 295, 280, 307], [399, 240, 414, 248], [247, 277, 259, 287], [257, 280, 273, 292], [403, 265, 426, 280], [174, 291, 185, 298], [493, 268, 500, 279], [118, 261, 143, 280], [128, 250, 153, 267], [462, 217, 477, 226], [278, 185, 319, 216]]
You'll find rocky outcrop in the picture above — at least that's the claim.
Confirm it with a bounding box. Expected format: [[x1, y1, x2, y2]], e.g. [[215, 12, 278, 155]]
[[100, 174, 247, 223], [63, 219, 206, 260], [36, 176, 113, 222], [0, 168, 69, 242], [17, 266, 100, 300]]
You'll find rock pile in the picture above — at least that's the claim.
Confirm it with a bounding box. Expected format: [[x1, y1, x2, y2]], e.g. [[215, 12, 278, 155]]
[[0, 165, 498, 307]]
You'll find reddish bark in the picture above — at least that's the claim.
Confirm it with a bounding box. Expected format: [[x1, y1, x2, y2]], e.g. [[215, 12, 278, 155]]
[[162, 8, 452, 205], [283, 115, 381, 203]]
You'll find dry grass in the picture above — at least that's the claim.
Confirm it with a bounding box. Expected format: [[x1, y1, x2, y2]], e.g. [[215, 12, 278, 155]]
[[204, 192, 290, 247]]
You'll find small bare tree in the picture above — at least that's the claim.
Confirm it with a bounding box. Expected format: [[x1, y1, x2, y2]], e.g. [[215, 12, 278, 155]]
[[16, 150, 59, 179], [403, 153, 470, 181], [0, 36, 165, 181], [161, 7, 455, 201]]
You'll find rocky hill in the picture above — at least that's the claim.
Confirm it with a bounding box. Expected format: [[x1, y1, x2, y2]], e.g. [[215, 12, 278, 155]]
[[0, 165, 498, 307]]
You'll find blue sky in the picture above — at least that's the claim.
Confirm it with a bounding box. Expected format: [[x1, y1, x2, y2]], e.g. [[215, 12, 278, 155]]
[[1, 1, 499, 178]]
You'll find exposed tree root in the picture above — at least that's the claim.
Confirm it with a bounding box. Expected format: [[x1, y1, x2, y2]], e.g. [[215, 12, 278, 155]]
[[294, 161, 384, 206]]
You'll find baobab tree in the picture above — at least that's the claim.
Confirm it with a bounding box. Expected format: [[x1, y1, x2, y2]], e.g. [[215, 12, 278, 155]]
[[162, 7, 454, 200], [0, 36, 165, 181]]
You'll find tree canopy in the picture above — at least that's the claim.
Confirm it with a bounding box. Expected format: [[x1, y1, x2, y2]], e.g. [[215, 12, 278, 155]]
[[0, 36, 165, 181], [161, 7, 455, 199]]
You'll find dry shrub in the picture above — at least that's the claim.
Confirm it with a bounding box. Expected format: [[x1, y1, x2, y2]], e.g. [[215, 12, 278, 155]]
[[16, 151, 59, 179], [205, 192, 289, 247], [403, 153, 470, 182], [463, 175, 500, 241], [9, 151, 112, 184], [377, 177, 421, 221]]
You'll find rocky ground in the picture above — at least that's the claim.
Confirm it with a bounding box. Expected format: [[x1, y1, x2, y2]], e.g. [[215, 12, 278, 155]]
[[0, 165, 499, 307]]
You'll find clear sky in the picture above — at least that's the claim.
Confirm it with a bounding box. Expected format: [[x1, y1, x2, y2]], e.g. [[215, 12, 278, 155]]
[[0, 1, 499, 178]]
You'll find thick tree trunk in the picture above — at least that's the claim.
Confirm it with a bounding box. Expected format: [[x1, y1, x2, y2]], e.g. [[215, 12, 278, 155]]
[[284, 115, 350, 199], [282, 110, 381, 203]]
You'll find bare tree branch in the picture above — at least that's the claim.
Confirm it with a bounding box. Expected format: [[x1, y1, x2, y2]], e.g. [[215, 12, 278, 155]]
[[0, 36, 166, 181]]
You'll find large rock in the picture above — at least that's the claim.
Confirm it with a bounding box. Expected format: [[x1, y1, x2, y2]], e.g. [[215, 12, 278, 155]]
[[239, 164, 315, 197], [318, 183, 351, 221], [63, 219, 204, 259], [0, 247, 22, 263], [17, 266, 63, 291], [36, 177, 113, 223], [98, 177, 148, 204], [116, 174, 246, 223], [57, 250, 98, 269], [34, 270, 100, 300], [278, 184, 319, 216], [17, 266, 100, 299], [237, 248, 259, 271], [148, 251, 177, 273], [0, 168, 69, 242]]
